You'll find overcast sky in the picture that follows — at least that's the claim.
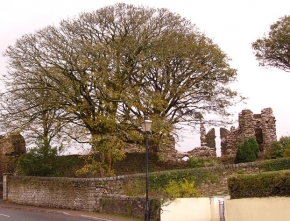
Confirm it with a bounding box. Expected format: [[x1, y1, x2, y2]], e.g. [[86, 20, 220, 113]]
[[1, 0, 290, 154]]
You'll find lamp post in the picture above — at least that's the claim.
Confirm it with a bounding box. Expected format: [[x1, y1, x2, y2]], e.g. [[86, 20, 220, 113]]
[[141, 116, 152, 221]]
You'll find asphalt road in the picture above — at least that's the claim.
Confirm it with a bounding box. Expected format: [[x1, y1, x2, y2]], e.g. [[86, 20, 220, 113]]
[[0, 198, 139, 221], [0, 208, 98, 221]]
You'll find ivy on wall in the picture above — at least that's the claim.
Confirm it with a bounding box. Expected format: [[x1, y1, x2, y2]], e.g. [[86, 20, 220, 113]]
[[122, 168, 219, 198]]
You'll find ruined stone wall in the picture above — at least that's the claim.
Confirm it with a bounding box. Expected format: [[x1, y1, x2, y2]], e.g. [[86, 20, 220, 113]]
[[118, 108, 276, 161], [221, 108, 277, 156], [158, 125, 217, 161], [200, 124, 207, 146], [220, 128, 229, 156], [0, 133, 26, 181], [261, 108, 277, 152], [185, 146, 216, 159], [159, 129, 217, 162], [221, 127, 241, 156], [205, 128, 216, 151]]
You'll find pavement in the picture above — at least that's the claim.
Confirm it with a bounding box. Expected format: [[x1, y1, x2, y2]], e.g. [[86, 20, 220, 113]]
[[0, 199, 140, 221]]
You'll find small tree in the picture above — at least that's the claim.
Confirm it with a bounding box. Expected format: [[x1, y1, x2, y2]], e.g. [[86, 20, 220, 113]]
[[17, 137, 61, 176], [247, 136, 259, 158], [282, 136, 290, 158], [267, 141, 284, 159], [235, 137, 259, 163], [267, 136, 290, 159]]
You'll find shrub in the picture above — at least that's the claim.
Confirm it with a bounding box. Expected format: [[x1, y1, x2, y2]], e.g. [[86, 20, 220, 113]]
[[235, 137, 259, 163], [267, 141, 284, 159], [165, 178, 200, 198], [267, 136, 290, 159], [248, 137, 259, 158], [261, 157, 290, 171], [284, 144, 290, 158], [17, 137, 79, 177], [188, 158, 205, 168], [282, 138, 290, 157], [279, 136, 290, 149], [18, 143, 59, 176], [228, 170, 290, 199]]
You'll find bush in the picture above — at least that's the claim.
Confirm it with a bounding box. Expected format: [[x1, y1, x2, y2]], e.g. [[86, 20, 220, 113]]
[[235, 137, 259, 163], [248, 137, 259, 158], [165, 178, 200, 198], [188, 158, 205, 168], [261, 157, 290, 171], [267, 141, 284, 159], [18, 146, 59, 176], [267, 136, 290, 159], [228, 170, 290, 199], [284, 145, 290, 158], [279, 136, 290, 149], [17, 139, 79, 176], [282, 137, 290, 157]]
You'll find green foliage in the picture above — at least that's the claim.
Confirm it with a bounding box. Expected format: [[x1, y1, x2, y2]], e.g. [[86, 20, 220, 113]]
[[283, 144, 290, 158], [228, 170, 290, 199], [267, 136, 290, 159], [165, 178, 200, 198], [188, 157, 220, 168], [1, 3, 242, 169], [267, 141, 284, 159], [248, 137, 259, 158], [279, 136, 290, 148], [261, 157, 290, 171], [252, 15, 290, 72], [18, 139, 60, 176], [281, 136, 290, 157], [188, 158, 205, 168], [123, 168, 211, 198], [17, 137, 80, 177], [235, 137, 259, 163], [76, 155, 106, 178], [75, 134, 126, 177]]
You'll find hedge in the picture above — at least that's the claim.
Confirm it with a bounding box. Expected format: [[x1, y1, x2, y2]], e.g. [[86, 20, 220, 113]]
[[261, 157, 290, 171], [228, 170, 290, 199]]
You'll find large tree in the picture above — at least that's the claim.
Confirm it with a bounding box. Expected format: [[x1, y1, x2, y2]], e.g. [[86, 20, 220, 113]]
[[1, 3, 241, 173], [252, 15, 290, 72]]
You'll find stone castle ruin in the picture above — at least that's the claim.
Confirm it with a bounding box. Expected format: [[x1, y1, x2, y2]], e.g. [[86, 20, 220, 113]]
[[0, 108, 277, 175], [159, 107, 277, 162], [220, 108, 276, 156]]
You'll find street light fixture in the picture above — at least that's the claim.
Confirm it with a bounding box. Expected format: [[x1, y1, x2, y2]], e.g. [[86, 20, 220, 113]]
[[141, 116, 152, 221]]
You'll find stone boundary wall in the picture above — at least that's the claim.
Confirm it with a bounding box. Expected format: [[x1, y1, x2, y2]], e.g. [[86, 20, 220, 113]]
[[196, 161, 264, 196], [3, 161, 265, 218], [3, 174, 160, 219]]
